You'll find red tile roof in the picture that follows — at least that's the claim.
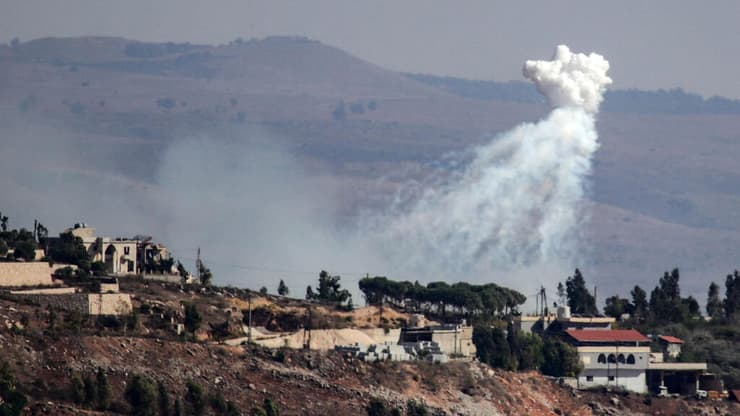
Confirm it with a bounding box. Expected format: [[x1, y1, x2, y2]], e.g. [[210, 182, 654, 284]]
[[658, 335, 684, 344], [730, 389, 740, 401], [565, 329, 649, 343]]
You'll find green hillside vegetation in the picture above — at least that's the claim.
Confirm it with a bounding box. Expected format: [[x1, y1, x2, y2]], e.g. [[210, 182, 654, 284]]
[[587, 268, 740, 389]]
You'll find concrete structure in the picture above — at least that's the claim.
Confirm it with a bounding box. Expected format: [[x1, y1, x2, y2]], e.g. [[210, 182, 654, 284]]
[[646, 362, 708, 395], [88, 293, 132, 315], [658, 335, 684, 359], [0, 262, 55, 287], [515, 306, 615, 336], [565, 329, 651, 393], [399, 323, 475, 357]]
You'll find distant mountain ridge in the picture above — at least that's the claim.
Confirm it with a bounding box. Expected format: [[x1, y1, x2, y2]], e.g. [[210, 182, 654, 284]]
[[406, 73, 740, 115]]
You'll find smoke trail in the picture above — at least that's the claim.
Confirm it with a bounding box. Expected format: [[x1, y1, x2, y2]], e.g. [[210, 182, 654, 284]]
[[371, 45, 612, 278]]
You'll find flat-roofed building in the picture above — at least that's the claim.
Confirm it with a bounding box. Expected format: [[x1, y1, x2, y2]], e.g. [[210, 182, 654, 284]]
[[399, 323, 476, 358]]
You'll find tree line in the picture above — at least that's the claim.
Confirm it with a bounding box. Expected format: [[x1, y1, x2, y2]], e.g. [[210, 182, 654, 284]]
[[358, 276, 526, 320]]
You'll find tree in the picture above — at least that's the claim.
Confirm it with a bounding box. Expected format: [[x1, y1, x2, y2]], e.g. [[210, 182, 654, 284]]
[[650, 268, 685, 323], [177, 261, 189, 280], [13, 240, 36, 261], [0, 361, 27, 416], [183, 303, 201, 333], [125, 374, 158, 416], [725, 271, 740, 320], [83, 373, 97, 405], [197, 259, 213, 286], [313, 270, 351, 305], [305, 285, 315, 300], [0, 239, 7, 256], [157, 380, 169, 416], [259, 286, 268, 295], [603, 295, 630, 319], [565, 269, 597, 315], [707, 282, 723, 319], [96, 368, 111, 410], [277, 279, 289, 296], [517, 333, 545, 370], [630, 285, 648, 321], [473, 327, 513, 370], [541, 339, 582, 377], [0, 213, 8, 232], [70, 374, 85, 404], [48, 231, 90, 270], [184, 380, 206, 416]]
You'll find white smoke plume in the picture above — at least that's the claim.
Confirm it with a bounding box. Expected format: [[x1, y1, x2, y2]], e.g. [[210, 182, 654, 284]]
[[369, 45, 612, 285], [523, 44, 612, 113]]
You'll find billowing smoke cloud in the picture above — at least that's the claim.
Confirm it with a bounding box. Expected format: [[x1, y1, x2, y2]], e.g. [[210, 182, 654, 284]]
[[364, 45, 612, 291], [523, 45, 612, 113]]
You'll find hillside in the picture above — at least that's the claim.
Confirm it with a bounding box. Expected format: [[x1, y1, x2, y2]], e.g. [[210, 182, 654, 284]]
[[1, 36, 739, 301], [1, 280, 737, 415]]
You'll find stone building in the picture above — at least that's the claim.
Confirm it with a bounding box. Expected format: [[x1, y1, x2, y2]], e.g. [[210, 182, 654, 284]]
[[67, 224, 138, 275]]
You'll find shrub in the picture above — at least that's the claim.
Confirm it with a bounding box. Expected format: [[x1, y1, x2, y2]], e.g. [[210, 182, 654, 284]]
[[406, 400, 429, 416], [262, 398, 279, 416], [13, 240, 36, 261]]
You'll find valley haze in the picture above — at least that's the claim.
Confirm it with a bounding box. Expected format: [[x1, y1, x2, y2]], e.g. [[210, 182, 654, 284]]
[[1, 35, 739, 308]]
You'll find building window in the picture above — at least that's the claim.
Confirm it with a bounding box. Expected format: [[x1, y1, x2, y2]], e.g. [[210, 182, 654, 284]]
[[124, 246, 130, 255], [618, 354, 626, 364], [608, 376, 615, 381], [608, 354, 617, 363], [597, 354, 606, 364], [586, 376, 593, 382], [627, 354, 636, 364]]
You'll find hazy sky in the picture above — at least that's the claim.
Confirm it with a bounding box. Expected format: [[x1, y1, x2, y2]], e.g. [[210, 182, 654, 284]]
[[3, 1, 740, 97]]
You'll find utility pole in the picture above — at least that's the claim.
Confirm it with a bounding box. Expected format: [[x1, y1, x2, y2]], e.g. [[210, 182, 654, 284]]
[[247, 292, 253, 343], [594, 285, 598, 314], [196, 247, 201, 283], [303, 307, 312, 350]]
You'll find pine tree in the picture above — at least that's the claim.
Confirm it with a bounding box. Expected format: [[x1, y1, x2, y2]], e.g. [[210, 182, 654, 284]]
[[277, 279, 289, 296], [565, 269, 597, 315], [630, 285, 648, 320], [706, 282, 723, 320], [96, 367, 111, 410], [725, 270, 740, 320]]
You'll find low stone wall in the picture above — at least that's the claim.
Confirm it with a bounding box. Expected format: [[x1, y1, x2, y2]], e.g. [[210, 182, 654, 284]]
[[143, 274, 183, 284], [10, 287, 77, 295], [9, 293, 89, 314], [0, 262, 55, 287], [6, 292, 133, 316]]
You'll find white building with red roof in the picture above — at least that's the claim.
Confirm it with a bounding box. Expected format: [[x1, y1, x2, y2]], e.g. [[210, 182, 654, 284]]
[[564, 329, 652, 393]]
